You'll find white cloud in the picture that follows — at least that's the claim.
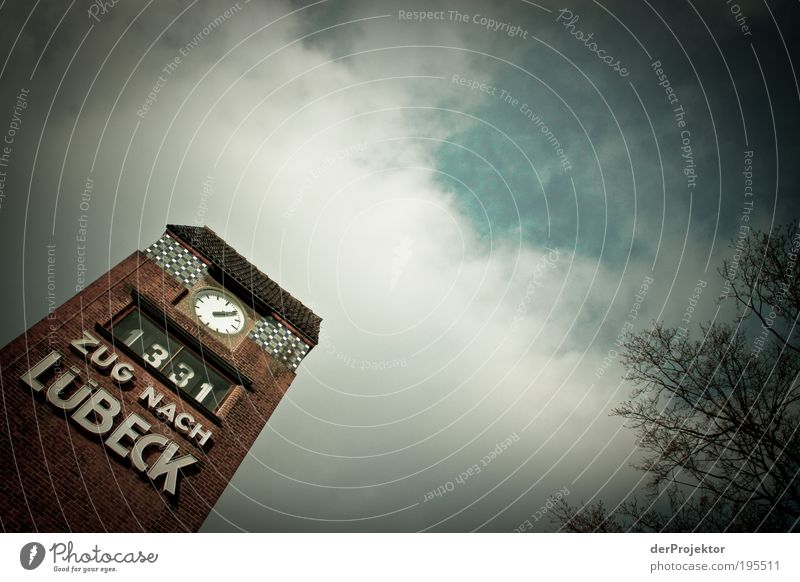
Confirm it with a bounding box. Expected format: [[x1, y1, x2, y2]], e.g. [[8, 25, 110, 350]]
[[4, 0, 742, 530]]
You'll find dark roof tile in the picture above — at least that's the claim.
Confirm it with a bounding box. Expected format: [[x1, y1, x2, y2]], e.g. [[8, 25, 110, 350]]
[[167, 224, 321, 342]]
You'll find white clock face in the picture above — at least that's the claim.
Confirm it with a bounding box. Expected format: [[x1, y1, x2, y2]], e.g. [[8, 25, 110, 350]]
[[193, 288, 246, 334]]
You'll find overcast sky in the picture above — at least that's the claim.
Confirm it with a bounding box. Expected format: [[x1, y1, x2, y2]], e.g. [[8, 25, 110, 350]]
[[0, 0, 798, 531]]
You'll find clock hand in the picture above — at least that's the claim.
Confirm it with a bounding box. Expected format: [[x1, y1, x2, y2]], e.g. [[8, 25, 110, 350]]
[[212, 310, 238, 317]]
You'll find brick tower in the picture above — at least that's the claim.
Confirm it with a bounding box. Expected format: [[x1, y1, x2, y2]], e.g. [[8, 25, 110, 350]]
[[0, 225, 321, 532]]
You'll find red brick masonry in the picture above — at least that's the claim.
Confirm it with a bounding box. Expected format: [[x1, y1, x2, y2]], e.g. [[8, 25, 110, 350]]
[[0, 250, 299, 532]]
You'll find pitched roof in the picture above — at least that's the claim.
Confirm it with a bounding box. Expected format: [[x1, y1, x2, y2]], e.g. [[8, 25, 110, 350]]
[[167, 224, 321, 343]]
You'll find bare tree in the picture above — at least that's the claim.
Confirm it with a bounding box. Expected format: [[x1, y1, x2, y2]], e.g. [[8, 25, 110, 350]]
[[554, 224, 800, 532]]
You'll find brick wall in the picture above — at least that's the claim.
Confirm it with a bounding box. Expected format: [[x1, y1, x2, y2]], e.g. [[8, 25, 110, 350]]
[[0, 250, 298, 532]]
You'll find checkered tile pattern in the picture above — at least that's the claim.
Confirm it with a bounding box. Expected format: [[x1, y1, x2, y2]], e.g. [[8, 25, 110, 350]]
[[145, 233, 207, 286], [249, 316, 310, 370]]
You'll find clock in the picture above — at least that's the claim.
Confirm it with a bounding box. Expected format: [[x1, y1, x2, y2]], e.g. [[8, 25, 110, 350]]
[[192, 288, 247, 334]]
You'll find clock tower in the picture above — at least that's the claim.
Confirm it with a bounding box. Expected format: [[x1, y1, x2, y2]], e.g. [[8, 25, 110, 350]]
[[0, 225, 321, 532]]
